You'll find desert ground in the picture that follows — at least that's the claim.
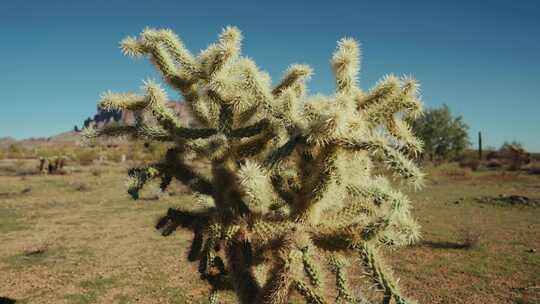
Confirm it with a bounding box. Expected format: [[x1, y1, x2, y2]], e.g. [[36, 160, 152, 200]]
[[1, 160, 539, 304]]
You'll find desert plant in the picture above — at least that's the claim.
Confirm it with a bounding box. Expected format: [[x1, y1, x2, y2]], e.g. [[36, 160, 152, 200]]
[[76, 149, 99, 166], [6, 143, 25, 159], [499, 141, 529, 171], [409, 104, 469, 161], [84, 26, 426, 304]]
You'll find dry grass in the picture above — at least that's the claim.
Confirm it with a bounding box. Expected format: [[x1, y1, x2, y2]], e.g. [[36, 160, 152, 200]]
[[0, 161, 539, 303]]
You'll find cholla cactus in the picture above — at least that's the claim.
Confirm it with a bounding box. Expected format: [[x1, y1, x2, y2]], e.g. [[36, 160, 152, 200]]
[[85, 26, 425, 304]]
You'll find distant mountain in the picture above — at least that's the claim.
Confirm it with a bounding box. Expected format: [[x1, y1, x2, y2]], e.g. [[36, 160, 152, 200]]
[[0, 136, 17, 147], [1, 101, 193, 147], [81, 100, 193, 129]]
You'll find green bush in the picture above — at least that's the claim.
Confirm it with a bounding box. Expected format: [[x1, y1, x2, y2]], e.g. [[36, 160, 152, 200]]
[[76, 149, 99, 166], [409, 104, 470, 161]]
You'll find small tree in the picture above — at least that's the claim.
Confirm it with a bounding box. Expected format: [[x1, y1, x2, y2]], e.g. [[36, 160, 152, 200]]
[[499, 141, 529, 170], [85, 26, 426, 304], [409, 104, 469, 161]]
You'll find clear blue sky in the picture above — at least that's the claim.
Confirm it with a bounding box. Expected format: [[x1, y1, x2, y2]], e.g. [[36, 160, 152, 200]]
[[1, 0, 539, 151]]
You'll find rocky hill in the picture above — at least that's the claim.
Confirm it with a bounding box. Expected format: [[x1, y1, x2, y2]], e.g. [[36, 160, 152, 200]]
[[1, 101, 193, 147], [82, 100, 192, 129]]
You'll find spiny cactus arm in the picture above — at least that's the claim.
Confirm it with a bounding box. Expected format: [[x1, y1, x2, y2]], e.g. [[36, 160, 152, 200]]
[[293, 279, 328, 304], [301, 246, 322, 288], [359, 243, 417, 304], [208, 289, 219, 304], [121, 146, 213, 199], [81, 125, 136, 141], [225, 231, 261, 304], [367, 76, 422, 120], [329, 255, 366, 304], [341, 135, 424, 188], [344, 180, 420, 247], [346, 177, 411, 213], [362, 78, 423, 155], [217, 103, 234, 134], [98, 82, 219, 140], [81, 122, 173, 143], [323, 201, 372, 229], [379, 214, 421, 247], [332, 38, 361, 96], [357, 75, 401, 111], [263, 135, 305, 169], [122, 30, 192, 88], [292, 145, 339, 223], [126, 165, 161, 199], [228, 119, 270, 138], [199, 234, 218, 276], [259, 262, 294, 304], [312, 217, 388, 252], [191, 92, 221, 128], [238, 58, 276, 116], [170, 126, 217, 140], [234, 126, 277, 158], [249, 219, 295, 250], [387, 118, 424, 156], [140, 81, 221, 138], [273, 88, 304, 128], [145, 30, 199, 77], [237, 160, 284, 214], [98, 91, 149, 111], [185, 135, 229, 160], [272, 64, 313, 98], [122, 29, 217, 127], [200, 26, 242, 78]]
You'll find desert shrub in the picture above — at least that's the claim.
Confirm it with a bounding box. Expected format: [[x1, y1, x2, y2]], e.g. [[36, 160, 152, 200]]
[[0, 160, 39, 176], [409, 104, 470, 161], [459, 157, 480, 171], [90, 168, 103, 177], [499, 141, 529, 171], [106, 148, 125, 163], [485, 158, 503, 169], [76, 149, 99, 166], [524, 162, 540, 175], [72, 182, 91, 192], [6, 144, 26, 159], [438, 162, 472, 179], [0, 161, 19, 175], [23, 240, 49, 256], [84, 26, 427, 304], [16, 164, 40, 176]]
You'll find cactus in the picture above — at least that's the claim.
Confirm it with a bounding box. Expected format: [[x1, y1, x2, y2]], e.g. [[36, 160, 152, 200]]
[[84, 26, 425, 304]]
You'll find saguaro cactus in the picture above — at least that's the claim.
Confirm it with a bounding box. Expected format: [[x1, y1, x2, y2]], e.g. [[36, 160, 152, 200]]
[[84, 26, 425, 304]]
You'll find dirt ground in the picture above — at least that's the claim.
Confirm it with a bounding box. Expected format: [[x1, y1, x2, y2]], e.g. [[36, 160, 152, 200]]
[[1, 162, 539, 303]]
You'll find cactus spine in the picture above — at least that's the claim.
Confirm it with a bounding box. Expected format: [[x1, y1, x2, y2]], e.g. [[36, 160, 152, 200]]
[[85, 26, 425, 304]]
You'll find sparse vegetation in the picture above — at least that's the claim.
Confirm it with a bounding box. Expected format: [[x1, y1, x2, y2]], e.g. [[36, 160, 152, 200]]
[[409, 104, 470, 161], [0, 163, 538, 303]]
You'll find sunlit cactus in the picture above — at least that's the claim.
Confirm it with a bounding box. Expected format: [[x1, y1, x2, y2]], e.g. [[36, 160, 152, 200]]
[[84, 26, 425, 304]]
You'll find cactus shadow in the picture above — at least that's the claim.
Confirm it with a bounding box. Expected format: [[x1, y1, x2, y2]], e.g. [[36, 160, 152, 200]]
[[421, 240, 469, 249], [0, 297, 17, 304]]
